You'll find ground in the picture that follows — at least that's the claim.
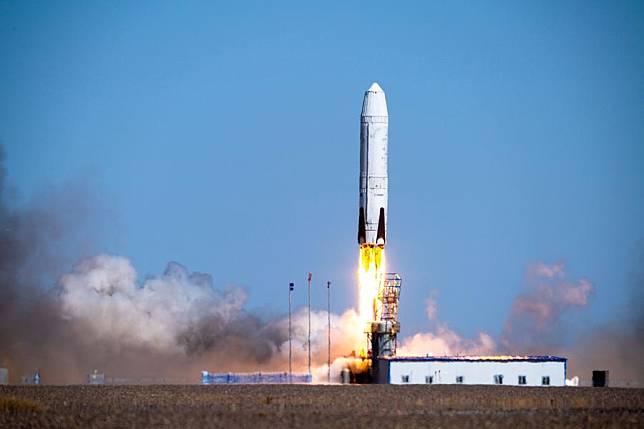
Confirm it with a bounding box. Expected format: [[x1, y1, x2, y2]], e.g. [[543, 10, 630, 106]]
[[0, 384, 642, 428]]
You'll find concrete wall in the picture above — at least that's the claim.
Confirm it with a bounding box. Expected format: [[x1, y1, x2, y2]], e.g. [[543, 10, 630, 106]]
[[388, 360, 566, 386]]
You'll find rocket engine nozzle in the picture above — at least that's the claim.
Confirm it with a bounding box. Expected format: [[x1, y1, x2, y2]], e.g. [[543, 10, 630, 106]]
[[358, 207, 366, 245], [376, 207, 386, 246]]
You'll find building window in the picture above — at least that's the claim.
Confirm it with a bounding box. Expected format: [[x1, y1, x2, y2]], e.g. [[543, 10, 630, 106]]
[[542, 376, 550, 386], [456, 376, 464, 384], [494, 374, 503, 385], [401, 375, 410, 383], [425, 375, 433, 384], [518, 375, 527, 385]]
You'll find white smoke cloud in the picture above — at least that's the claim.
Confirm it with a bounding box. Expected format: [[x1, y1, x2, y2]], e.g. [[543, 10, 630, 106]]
[[58, 255, 247, 353], [2, 246, 608, 383], [271, 307, 363, 364], [398, 329, 496, 357], [52, 255, 600, 382], [398, 294, 496, 357], [55, 253, 364, 382]]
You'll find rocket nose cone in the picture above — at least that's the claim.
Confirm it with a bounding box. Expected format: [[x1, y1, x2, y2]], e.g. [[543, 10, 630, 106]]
[[361, 82, 388, 117], [368, 82, 383, 93]]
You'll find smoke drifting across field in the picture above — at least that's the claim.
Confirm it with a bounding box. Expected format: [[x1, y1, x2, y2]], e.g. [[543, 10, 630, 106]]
[[1, 147, 642, 385], [0, 145, 366, 383], [2, 236, 361, 383], [54, 254, 363, 381]]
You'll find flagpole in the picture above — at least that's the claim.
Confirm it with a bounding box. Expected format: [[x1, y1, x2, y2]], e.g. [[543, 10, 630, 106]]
[[289, 282, 294, 383], [327, 280, 331, 383], [307, 272, 312, 376]]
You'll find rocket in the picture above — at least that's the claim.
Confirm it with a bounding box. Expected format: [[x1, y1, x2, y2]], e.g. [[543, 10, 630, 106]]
[[358, 82, 388, 247]]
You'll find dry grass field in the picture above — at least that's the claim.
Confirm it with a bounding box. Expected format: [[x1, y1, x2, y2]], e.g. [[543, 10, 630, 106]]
[[0, 384, 642, 428]]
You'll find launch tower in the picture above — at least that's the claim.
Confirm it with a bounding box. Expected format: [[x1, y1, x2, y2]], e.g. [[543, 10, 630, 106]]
[[368, 273, 401, 382]]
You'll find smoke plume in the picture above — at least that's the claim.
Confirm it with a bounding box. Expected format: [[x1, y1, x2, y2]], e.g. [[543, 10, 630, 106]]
[[60, 255, 259, 354], [0, 147, 355, 383], [500, 262, 594, 352], [55, 253, 362, 381], [565, 248, 644, 386], [398, 296, 496, 356], [397, 263, 594, 358], [0, 145, 106, 383], [397, 261, 643, 385], [1, 145, 642, 385]]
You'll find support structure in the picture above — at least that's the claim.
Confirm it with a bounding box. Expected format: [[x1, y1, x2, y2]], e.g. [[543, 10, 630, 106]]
[[368, 273, 401, 383]]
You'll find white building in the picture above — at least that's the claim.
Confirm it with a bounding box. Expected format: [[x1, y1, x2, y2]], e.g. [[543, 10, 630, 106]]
[[378, 356, 567, 386]]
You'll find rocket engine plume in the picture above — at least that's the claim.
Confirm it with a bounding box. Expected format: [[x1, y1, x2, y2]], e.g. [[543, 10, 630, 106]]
[[357, 246, 386, 355]]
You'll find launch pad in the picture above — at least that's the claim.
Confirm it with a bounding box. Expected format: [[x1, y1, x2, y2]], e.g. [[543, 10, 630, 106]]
[[367, 273, 402, 383], [369, 273, 401, 357]]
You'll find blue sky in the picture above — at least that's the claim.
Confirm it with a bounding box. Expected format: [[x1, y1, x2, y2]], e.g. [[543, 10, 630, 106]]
[[1, 1, 643, 340]]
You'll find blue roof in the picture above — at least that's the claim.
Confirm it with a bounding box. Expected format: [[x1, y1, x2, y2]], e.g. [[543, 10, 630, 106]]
[[384, 355, 567, 363], [201, 371, 312, 384]]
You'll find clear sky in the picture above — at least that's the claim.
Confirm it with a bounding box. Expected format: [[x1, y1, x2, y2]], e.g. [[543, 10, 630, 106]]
[[1, 1, 643, 340]]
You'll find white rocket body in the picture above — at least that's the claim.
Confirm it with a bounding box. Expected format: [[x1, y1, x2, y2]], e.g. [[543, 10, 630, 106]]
[[358, 82, 388, 246]]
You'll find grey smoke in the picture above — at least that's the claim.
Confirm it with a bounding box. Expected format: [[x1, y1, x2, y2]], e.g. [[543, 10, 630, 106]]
[[0, 147, 294, 383], [500, 262, 594, 353], [0, 145, 100, 383], [0, 145, 356, 383], [399, 263, 594, 358], [58, 255, 287, 362], [1, 145, 642, 385], [399, 261, 643, 385], [566, 247, 644, 385]]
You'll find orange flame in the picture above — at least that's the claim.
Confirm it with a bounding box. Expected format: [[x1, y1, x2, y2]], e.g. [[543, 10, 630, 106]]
[[356, 245, 386, 356]]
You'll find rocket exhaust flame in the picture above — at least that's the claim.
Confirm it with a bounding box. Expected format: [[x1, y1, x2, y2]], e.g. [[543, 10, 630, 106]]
[[357, 246, 386, 356]]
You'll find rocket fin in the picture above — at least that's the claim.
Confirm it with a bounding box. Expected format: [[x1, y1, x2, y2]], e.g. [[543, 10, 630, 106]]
[[358, 207, 366, 244], [376, 207, 386, 245]]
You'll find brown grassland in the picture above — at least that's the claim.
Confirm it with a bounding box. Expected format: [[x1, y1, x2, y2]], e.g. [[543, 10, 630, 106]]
[[0, 384, 642, 428]]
